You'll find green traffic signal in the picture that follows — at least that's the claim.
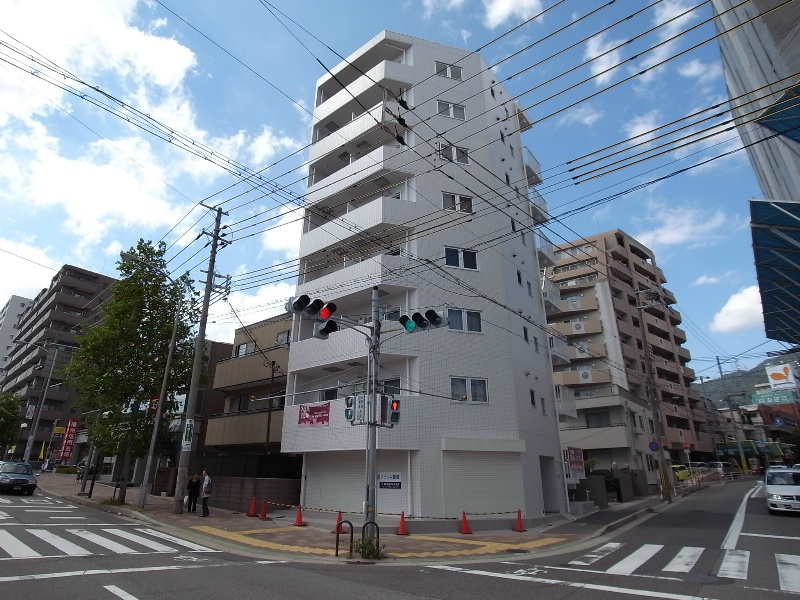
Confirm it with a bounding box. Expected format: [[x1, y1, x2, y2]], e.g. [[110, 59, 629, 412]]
[[399, 315, 416, 332]]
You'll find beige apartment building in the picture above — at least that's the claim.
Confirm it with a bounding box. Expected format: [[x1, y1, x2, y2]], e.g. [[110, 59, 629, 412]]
[[544, 230, 713, 486]]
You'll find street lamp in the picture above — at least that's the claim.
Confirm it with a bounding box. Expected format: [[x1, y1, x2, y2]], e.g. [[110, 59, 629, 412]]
[[120, 252, 183, 510]]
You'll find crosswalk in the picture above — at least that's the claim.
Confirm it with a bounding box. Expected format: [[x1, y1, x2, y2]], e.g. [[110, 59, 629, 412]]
[[567, 542, 800, 592], [0, 527, 220, 559]]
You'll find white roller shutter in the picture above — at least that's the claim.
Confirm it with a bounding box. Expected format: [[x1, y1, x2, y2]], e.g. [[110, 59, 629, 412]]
[[442, 451, 523, 516], [309, 451, 363, 513]]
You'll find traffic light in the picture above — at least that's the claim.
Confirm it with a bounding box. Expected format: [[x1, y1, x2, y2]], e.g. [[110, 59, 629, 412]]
[[389, 397, 400, 424], [313, 319, 339, 340], [285, 294, 311, 314], [344, 396, 355, 422], [398, 309, 448, 332]]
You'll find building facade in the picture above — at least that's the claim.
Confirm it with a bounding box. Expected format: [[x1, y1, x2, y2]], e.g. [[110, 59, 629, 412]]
[[544, 230, 712, 485], [1, 266, 115, 463], [281, 31, 564, 520], [0, 295, 32, 381]]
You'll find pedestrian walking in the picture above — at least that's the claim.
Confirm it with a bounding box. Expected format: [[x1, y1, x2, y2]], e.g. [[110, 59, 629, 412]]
[[199, 469, 212, 517], [186, 473, 201, 513]]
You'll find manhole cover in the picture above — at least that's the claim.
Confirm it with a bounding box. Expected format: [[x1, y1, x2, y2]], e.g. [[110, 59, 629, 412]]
[[678, 573, 728, 584], [505, 548, 530, 554]]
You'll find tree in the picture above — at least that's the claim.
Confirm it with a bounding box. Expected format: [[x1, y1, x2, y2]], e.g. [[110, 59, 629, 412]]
[[64, 240, 198, 503], [0, 391, 22, 452]]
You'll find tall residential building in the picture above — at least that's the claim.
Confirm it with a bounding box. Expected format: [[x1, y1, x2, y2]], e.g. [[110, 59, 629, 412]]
[[280, 31, 564, 520], [544, 230, 712, 486], [1, 266, 115, 462], [0, 295, 32, 379]]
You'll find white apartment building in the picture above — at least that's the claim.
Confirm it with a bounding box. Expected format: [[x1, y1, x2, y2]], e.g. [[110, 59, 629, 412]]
[[0, 295, 32, 379], [280, 31, 564, 520]]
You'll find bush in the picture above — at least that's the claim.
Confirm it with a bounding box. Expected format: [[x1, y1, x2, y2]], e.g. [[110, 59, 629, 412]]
[[54, 466, 77, 474], [352, 536, 386, 560]]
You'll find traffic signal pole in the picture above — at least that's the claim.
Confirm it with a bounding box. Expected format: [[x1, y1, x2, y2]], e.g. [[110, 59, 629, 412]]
[[365, 286, 380, 529]]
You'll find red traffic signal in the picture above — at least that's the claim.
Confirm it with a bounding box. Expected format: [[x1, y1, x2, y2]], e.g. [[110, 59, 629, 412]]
[[389, 397, 400, 424], [318, 302, 337, 320]]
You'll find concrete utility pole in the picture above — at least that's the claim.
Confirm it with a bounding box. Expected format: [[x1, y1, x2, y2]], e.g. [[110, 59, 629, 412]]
[[365, 286, 380, 528], [716, 356, 748, 473], [23, 346, 60, 463], [636, 291, 674, 503], [173, 205, 227, 513]]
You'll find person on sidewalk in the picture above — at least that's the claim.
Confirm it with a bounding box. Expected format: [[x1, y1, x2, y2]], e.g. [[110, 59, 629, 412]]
[[186, 473, 201, 513], [200, 469, 212, 517]]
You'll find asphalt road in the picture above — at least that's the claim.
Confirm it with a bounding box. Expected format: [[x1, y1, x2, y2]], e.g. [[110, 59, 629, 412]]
[[2, 480, 799, 600]]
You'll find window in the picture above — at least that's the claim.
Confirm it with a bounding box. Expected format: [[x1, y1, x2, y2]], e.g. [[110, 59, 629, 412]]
[[445, 247, 478, 269], [523, 327, 529, 343], [435, 61, 462, 80], [529, 390, 536, 406], [586, 410, 611, 428], [448, 309, 482, 332], [321, 388, 338, 402], [452, 377, 488, 403], [517, 270, 522, 284], [533, 337, 539, 353], [541, 397, 546, 415], [382, 378, 401, 395], [443, 192, 473, 213], [527, 281, 533, 297], [437, 101, 466, 120], [440, 144, 469, 164], [276, 330, 290, 345], [235, 342, 254, 357]]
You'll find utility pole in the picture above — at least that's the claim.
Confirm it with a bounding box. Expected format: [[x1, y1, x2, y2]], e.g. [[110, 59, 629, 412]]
[[716, 356, 748, 473], [637, 291, 673, 503], [365, 286, 380, 529], [266, 361, 277, 455], [173, 205, 228, 513], [23, 347, 59, 463]]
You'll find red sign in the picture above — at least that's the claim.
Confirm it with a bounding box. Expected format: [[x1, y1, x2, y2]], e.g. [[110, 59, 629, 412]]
[[682, 442, 692, 450], [59, 419, 79, 459], [297, 402, 330, 427], [567, 447, 584, 470]]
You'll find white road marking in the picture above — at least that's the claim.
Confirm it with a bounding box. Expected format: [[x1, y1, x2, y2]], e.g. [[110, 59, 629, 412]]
[[0, 561, 235, 582], [776, 554, 800, 593], [49, 517, 86, 520], [134, 528, 219, 552], [568, 542, 623, 566], [67, 529, 137, 554], [741, 532, 800, 541], [0, 510, 11, 520], [663, 547, 704, 573], [0, 530, 41, 558], [27, 529, 91, 556], [0, 498, 11, 504], [430, 565, 720, 600], [104, 585, 139, 600], [606, 544, 663, 575], [721, 486, 758, 550], [102, 529, 175, 552], [717, 549, 750, 580], [25, 509, 74, 512]]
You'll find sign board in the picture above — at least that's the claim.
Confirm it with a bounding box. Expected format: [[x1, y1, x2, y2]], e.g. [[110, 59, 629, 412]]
[[766, 364, 799, 390], [567, 447, 584, 470], [354, 395, 366, 424], [379, 472, 401, 489], [59, 419, 79, 460], [298, 402, 330, 427], [181, 419, 194, 452], [26, 404, 35, 420], [649, 441, 660, 452], [748, 390, 796, 406], [682, 442, 692, 450]]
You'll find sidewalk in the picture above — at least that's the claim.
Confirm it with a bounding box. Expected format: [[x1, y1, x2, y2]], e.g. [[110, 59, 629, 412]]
[[35, 472, 669, 563]]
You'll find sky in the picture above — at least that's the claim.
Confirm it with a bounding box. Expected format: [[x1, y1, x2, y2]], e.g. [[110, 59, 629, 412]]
[[0, 0, 790, 381]]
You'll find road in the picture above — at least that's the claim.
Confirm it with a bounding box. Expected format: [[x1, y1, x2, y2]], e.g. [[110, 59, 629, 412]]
[[1, 480, 798, 600]]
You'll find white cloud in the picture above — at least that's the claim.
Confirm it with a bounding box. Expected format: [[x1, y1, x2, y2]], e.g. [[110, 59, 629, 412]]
[[584, 32, 626, 86], [558, 104, 604, 127], [206, 282, 296, 343], [678, 59, 723, 84], [709, 286, 763, 333], [482, 0, 544, 29], [248, 127, 303, 167], [460, 29, 472, 45], [623, 111, 660, 144], [692, 274, 720, 285], [261, 207, 303, 260], [0, 239, 64, 305], [634, 202, 728, 249], [422, 0, 467, 18]]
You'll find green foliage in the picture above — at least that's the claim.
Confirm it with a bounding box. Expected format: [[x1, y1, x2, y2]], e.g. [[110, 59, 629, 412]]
[[54, 466, 77, 474], [100, 498, 126, 507], [0, 391, 22, 447], [63, 240, 199, 459], [352, 536, 386, 560]]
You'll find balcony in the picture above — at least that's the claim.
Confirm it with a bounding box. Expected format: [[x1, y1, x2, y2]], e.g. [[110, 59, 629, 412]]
[[560, 422, 632, 450], [213, 350, 289, 391], [514, 101, 532, 131], [555, 385, 577, 419], [673, 326, 687, 344], [528, 187, 548, 224], [550, 319, 603, 337], [556, 296, 599, 316], [644, 312, 670, 337], [299, 252, 408, 290], [548, 334, 570, 364], [552, 368, 611, 387], [541, 276, 560, 314], [568, 342, 606, 361], [535, 231, 555, 268], [299, 194, 417, 258], [310, 102, 389, 160], [522, 146, 543, 186], [204, 409, 284, 446]]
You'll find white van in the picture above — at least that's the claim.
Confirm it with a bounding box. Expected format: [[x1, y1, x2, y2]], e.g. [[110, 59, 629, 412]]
[[764, 469, 800, 515]]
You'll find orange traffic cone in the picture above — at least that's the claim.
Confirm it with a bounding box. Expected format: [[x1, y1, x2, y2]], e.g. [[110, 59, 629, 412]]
[[246, 497, 257, 517], [331, 511, 344, 533], [396, 511, 409, 535], [460, 511, 472, 534], [512, 509, 527, 532], [292, 505, 306, 527], [258, 499, 271, 520]]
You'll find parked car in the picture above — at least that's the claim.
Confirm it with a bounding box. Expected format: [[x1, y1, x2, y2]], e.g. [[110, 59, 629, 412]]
[[686, 462, 708, 472], [764, 468, 800, 515], [671, 464, 690, 481], [0, 461, 37, 495]]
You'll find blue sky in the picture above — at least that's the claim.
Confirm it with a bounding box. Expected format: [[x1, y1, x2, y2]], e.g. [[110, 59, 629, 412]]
[[0, 0, 787, 379]]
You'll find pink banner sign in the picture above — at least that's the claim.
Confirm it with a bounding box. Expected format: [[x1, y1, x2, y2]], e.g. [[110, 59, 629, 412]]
[[567, 447, 584, 470], [298, 402, 330, 427], [59, 419, 79, 459]]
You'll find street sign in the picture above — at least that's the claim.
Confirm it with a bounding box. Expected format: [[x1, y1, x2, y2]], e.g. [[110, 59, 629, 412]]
[[682, 442, 692, 450], [649, 441, 660, 452], [181, 419, 194, 452]]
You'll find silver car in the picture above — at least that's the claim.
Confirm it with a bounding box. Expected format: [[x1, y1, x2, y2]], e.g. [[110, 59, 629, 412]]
[[764, 469, 800, 515]]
